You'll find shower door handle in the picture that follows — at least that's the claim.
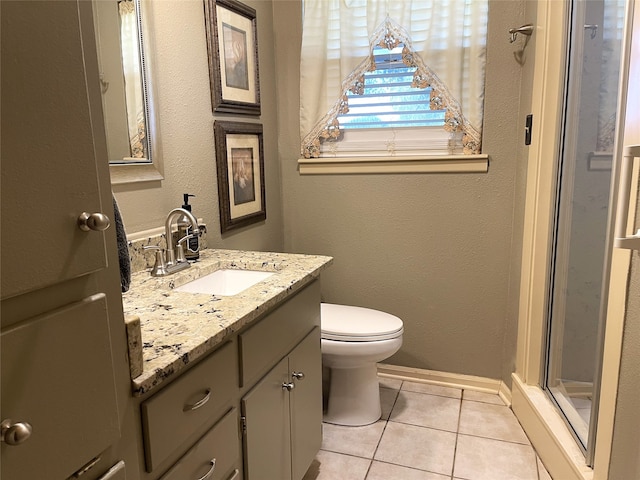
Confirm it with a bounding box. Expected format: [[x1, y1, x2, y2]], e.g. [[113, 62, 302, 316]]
[[614, 144, 640, 250]]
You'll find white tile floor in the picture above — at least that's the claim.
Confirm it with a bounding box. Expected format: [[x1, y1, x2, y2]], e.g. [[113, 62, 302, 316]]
[[303, 377, 553, 480]]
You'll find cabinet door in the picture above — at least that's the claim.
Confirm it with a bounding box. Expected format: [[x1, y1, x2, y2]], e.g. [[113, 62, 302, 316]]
[[0, 295, 120, 480], [1, 0, 108, 300], [242, 357, 292, 480], [289, 328, 323, 480]]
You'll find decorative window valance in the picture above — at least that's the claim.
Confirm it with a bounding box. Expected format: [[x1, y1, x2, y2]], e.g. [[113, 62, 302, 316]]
[[300, 0, 488, 159]]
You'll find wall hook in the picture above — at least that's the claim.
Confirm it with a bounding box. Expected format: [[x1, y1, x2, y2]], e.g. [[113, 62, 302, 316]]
[[585, 24, 598, 39], [509, 24, 534, 43]]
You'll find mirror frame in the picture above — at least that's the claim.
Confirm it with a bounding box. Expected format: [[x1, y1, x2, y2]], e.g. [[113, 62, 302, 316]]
[[107, 0, 163, 184]]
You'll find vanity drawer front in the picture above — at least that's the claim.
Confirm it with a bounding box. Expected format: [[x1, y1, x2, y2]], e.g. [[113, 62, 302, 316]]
[[160, 408, 240, 480], [239, 280, 320, 387], [142, 341, 237, 471]]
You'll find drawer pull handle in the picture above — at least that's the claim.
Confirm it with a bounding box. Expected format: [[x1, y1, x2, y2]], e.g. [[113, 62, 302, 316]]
[[196, 459, 216, 480], [184, 389, 211, 411], [292, 371, 305, 380], [226, 469, 240, 480]]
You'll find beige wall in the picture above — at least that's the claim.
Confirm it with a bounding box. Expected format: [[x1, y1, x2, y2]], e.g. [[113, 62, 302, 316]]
[[115, 0, 530, 385], [608, 2, 640, 475], [274, 0, 528, 383], [113, 0, 284, 253], [503, 0, 536, 387], [609, 197, 640, 480]]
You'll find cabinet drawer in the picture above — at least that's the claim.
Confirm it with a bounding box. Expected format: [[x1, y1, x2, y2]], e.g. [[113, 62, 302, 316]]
[[142, 341, 238, 471], [160, 408, 240, 480], [239, 281, 320, 387]]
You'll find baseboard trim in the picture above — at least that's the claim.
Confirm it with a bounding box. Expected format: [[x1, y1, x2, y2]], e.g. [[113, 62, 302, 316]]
[[377, 363, 511, 404], [511, 373, 593, 480], [499, 380, 513, 406]]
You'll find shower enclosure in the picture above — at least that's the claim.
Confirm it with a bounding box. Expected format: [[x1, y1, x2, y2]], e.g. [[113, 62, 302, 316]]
[[544, 0, 627, 464]]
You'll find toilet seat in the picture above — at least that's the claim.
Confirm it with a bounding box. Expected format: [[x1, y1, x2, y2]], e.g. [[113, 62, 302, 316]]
[[321, 303, 404, 342]]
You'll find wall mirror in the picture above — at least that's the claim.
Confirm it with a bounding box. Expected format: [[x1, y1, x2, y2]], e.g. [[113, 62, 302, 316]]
[[93, 0, 163, 184]]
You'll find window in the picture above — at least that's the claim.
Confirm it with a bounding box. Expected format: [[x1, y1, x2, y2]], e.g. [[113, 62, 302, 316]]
[[300, 1, 488, 162], [337, 46, 446, 131]]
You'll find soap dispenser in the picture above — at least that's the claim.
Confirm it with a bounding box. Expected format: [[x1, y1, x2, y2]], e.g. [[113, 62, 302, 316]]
[[173, 194, 200, 260]]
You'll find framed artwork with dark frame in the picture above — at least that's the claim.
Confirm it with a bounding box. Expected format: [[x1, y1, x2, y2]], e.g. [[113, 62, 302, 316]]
[[214, 121, 266, 232], [204, 0, 260, 115]]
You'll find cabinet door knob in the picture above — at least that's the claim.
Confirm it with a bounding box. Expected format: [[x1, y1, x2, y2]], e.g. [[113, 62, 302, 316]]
[[292, 371, 305, 380], [78, 212, 111, 232], [1, 419, 32, 446], [282, 382, 295, 391]]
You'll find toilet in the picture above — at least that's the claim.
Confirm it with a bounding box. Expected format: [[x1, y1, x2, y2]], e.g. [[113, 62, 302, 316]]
[[321, 303, 404, 426]]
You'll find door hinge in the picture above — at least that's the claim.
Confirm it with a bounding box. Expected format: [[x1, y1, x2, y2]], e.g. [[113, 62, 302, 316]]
[[240, 416, 247, 436]]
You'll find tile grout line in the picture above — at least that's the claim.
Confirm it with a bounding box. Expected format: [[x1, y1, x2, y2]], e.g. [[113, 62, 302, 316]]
[[314, 383, 541, 480], [364, 380, 403, 479], [450, 389, 465, 480]]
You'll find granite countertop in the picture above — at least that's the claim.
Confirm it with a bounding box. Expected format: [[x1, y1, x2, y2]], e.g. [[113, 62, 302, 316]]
[[122, 249, 333, 396]]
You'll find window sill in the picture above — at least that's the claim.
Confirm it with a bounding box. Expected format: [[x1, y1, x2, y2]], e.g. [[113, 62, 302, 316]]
[[297, 154, 489, 175]]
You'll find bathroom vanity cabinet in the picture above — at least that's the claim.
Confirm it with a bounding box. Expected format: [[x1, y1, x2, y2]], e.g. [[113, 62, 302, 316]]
[[242, 328, 322, 480], [134, 280, 323, 480], [240, 280, 322, 480]]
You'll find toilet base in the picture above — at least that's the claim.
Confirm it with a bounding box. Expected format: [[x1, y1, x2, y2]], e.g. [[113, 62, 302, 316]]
[[324, 363, 381, 426]]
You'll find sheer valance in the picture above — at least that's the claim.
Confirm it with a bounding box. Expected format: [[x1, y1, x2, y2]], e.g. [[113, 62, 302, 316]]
[[300, 0, 488, 158], [119, 0, 147, 158]]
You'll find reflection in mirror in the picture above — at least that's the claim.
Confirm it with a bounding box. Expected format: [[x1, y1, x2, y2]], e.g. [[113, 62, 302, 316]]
[[93, 0, 163, 183]]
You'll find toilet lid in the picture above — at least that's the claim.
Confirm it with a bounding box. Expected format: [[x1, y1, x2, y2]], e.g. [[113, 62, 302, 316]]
[[321, 303, 404, 341]]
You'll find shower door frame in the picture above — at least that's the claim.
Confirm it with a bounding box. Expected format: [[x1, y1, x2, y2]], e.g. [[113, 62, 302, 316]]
[[542, 0, 586, 424], [542, 0, 619, 457], [511, 0, 636, 479]]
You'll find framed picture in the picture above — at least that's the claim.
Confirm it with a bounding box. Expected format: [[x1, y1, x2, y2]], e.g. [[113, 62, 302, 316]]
[[204, 0, 260, 115], [214, 121, 266, 232]]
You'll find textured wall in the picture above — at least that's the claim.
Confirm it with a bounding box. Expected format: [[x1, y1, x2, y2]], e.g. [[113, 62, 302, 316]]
[[608, 2, 640, 475], [114, 0, 529, 384], [274, 0, 527, 382], [609, 195, 640, 479], [113, 0, 284, 253]]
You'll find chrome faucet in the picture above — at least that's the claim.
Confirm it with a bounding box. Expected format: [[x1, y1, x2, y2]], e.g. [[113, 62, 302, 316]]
[[143, 208, 201, 277], [165, 208, 200, 266]]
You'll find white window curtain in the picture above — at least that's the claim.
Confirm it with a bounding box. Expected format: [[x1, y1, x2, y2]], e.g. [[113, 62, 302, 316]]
[[119, 0, 147, 158], [300, 0, 488, 157]]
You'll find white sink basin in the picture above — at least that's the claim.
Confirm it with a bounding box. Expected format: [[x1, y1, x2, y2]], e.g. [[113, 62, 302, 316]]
[[175, 269, 275, 296]]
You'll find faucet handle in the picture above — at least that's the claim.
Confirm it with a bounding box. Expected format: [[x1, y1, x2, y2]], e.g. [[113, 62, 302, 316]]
[[177, 233, 194, 245], [175, 234, 194, 263], [143, 246, 168, 277], [175, 244, 187, 263]]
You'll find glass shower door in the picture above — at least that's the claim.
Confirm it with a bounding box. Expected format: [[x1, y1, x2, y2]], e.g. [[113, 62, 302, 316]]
[[544, 0, 626, 462]]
